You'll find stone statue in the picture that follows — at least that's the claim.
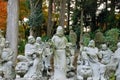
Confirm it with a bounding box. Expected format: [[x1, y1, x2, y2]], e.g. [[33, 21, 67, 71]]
[[0, 30, 5, 57], [24, 51, 43, 79], [25, 36, 36, 61], [15, 55, 29, 78], [1, 41, 15, 79], [114, 42, 120, 80], [77, 60, 93, 80], [69, 29, 77, 48], [66, 43, 75, 79], [98, 44, 113, 80], [85, 40, 101, 80], [24, 36, 43, 79], [35, 37, 44, 51], [99, 44, 113, 65], [94, 29, 105, 48], [51, 26, 68, 80]]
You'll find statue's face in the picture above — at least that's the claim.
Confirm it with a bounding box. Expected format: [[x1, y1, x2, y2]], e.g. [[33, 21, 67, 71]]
[[15, 62, 29, 74], [102, 44, 107, 50], [78, 65, 92, 77]]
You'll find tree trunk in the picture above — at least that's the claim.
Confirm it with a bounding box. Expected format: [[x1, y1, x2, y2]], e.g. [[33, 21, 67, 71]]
[[47, 0, 53, 37], [59, 0, 66, 27], [6, 0, 19, 64], [80, 9, 84, 42], [67, 0, 70, 30]]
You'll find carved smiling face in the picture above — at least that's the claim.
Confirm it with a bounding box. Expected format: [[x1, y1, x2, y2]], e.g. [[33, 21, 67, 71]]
[[15, 62, 29, 74], [77, 65, 92, 77]]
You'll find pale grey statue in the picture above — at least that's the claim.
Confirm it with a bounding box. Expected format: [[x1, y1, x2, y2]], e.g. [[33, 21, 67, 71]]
[[1, 41, 15, 79], [77, 60, 93, 80], [24, 51, 43, 79], [25, 36, 36, 61], [24, 36, 43, 79], [66, 43, 76, 79], [98, 44, 113, 80], [15, 55, 29, 78], [114, 42, 120, 80], [99, 44, 113, 65], [85, 40, 101, 80], [35, 37, 44, 51], [52, 26, 68, 80], [42, 42, 52, 76]]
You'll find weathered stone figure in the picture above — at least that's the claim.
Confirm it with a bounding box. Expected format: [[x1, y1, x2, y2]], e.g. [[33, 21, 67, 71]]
[[15, 55, 29, 78], [99, 44, 113, 65], [35, 37, 44, 51], [77, 60, 93, 80], [24, 36, 43, 79], [114, 42, 120, 80], [24, 52, 42, 79], [85, 40, 100, 80], [52, 26, 68, 80], [1, 41, 15, 79], [69, 29, 77, 48], [25, 36, 36, 61]]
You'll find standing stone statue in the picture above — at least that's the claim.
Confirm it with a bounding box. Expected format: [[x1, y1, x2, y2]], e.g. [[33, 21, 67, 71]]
[[1, 41, 15, 79], [51, 26, 68, 80]]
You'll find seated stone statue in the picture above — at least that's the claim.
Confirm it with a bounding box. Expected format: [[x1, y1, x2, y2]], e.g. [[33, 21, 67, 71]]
[[15, 55, 30, 78], [1, 41, 15, 79]]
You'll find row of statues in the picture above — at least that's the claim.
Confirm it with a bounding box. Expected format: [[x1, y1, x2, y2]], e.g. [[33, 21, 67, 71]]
[[0, 27, 120, 80]]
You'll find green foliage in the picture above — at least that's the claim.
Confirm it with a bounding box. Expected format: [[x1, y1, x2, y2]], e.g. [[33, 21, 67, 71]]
[[83, 33, 90, 46], [41, 35, 50, 42], [28, 9, 44, 27], [18, 39, 26, 55], [105, 28, 120, 51]]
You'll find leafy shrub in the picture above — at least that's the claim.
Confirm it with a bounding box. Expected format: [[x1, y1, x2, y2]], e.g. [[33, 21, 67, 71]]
[[105, 28, 120, 51]]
